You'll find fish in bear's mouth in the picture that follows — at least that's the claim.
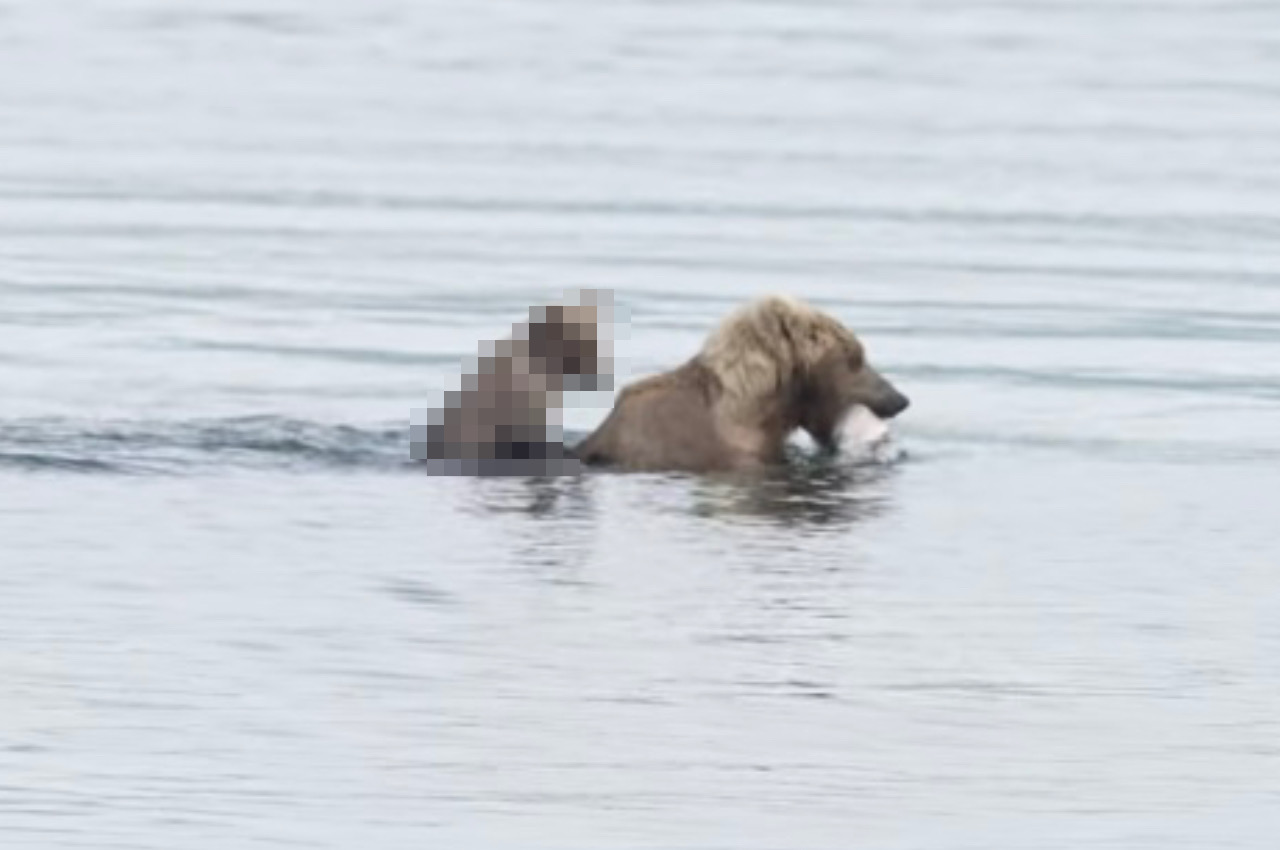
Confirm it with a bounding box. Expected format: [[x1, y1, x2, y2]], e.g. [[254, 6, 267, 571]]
[[835, 404, 892, 448]]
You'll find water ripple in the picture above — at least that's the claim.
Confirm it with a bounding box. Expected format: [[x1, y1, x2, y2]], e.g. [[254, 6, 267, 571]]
[[0, 417, 407, 474]]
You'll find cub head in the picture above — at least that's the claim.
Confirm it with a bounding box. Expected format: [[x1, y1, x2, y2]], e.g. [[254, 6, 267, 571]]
[[521, 290, 614, 391]]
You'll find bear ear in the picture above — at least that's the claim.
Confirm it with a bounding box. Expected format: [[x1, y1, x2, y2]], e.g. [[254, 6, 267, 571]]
[[846, 338, 866, 371]]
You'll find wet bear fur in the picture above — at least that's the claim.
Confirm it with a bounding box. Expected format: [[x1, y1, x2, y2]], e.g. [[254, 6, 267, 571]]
[[574, 295, 908, 473]]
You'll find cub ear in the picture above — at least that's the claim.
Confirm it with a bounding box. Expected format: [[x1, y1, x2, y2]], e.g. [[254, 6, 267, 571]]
[[846, 338, 867, 371], [524, 305, 566, 360]]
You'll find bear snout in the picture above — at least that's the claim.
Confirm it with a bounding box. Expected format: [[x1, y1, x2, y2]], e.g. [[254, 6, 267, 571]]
[[875, 387, 910, 419], [862, 367, 909, 419]]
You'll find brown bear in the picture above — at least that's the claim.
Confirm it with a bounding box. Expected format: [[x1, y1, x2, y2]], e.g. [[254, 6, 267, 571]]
[[574, 295, 908, 472], [415, 291, 612, 475]]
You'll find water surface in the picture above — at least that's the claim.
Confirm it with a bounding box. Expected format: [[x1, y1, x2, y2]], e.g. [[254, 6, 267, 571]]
[[2, 1, 1279, 847]]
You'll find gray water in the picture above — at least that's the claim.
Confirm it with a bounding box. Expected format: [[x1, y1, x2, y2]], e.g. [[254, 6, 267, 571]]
[[3, 1, 1280, 847]]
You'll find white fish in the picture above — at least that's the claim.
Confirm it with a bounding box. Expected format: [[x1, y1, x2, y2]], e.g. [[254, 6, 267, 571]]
[[835, 404, 902, 464], [837, 404, 891, 445]]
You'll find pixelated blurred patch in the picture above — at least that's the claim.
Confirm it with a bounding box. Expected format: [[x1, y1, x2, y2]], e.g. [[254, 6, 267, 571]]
[[410, 290, 619, 476]]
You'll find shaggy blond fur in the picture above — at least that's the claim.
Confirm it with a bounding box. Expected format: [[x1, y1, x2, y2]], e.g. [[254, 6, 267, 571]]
[[699, 295, 863, 421]]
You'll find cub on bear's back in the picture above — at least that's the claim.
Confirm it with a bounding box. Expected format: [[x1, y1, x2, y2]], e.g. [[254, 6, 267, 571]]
[[575, 295, 908, 473], [415, 291, 612, 476]]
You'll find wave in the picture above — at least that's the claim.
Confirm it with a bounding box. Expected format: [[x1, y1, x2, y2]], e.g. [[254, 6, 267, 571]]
[[0, 416, 906, 476], [5, 414, 1266, 476], [0, 416, 413, 474]]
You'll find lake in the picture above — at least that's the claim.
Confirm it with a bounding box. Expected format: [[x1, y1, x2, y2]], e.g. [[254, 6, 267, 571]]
[[2, 0, 1279, 847]]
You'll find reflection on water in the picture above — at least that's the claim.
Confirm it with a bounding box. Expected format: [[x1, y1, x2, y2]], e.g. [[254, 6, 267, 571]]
[[459, 473, 594, 520], [458, 474, 599, 579], [690, 457, 898, 530], [455, 446, 900, 537]]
